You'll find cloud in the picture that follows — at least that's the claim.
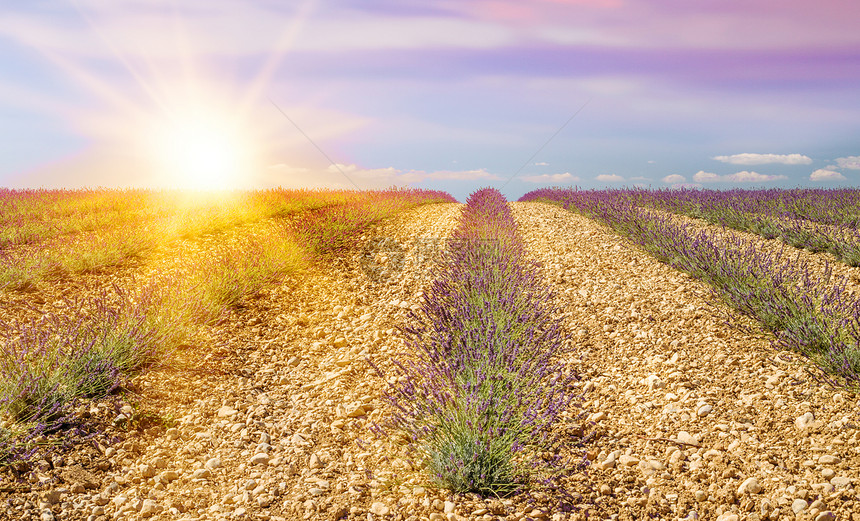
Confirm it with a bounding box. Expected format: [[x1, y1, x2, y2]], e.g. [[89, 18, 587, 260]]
[[692, 171, 720, 183], [521, 172, 579, 183], [693, 170, 787, 183], [661, 174, 686, 184], [810, 168, 846, 181], [534, 161, 549, 166], [712, 153, 812, 165], [726, 171, 787, 182], [835, 156, 860, 170], [596, 174, 624, 182]]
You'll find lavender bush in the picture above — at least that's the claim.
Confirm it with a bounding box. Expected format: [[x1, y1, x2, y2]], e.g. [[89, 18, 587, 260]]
[[377, 188, 579, 496], [522, 188, 860, 386]]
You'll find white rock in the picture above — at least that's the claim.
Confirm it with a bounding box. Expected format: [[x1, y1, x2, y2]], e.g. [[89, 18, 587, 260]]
[[791, 499, 808, 514], [676, 431, 700, 447], [818, 455, 840, 465], [644, 374, 665, 390], [205, 457, 222, 469], [737, 477, 762, 495], [370, 502, 390, 516], [139, 499, 159, 518], [191, 468, 211, 479], [696, 404, 713, 417], [619, 455, 639, 467], [250, 453, 270, 466], [795, 412, 815, 430], [444, 501, 456, 514], [815, 512, 836, 521], [217, 406, 238, 418]]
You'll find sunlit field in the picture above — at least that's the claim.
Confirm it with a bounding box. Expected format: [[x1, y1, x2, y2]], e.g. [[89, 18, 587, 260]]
[[0, 187, 454, 463]]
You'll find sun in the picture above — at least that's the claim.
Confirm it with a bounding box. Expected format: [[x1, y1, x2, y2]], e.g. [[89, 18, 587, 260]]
[[151, 110, 256, 190]]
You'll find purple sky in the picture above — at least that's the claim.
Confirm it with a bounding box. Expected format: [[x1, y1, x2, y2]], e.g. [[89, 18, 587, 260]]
[[1, 0, 859, 200]]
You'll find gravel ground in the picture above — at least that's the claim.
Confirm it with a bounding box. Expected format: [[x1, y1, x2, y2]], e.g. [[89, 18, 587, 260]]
[[3, 201, 859, 521]]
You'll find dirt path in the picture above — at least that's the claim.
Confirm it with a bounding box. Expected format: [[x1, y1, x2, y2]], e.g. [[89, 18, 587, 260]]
[[4, 201, 860, 521], [513, 202, 860, 521]]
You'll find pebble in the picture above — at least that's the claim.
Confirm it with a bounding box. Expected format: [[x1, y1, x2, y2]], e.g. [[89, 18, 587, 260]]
[[795, 412, 815, 430], [818, 455, 840, 465], [644, 374, 665, 390], [250, 453, 270, 466], [139, 499, 158, 518], [737, 477, 762, 495], [206, 457, 222, 469], [830, 476, 851, 488], [619, 455, 640, 467], [217, 406, 238, 418], [696, 404, 713, 417], [676, 431, 700, 447], [815, 512, 837, 521], [191, 468, 211, 479], [371, 502, 390, 516], [791, 498, 808, 514]]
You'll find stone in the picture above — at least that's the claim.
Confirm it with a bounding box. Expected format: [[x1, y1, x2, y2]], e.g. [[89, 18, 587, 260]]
[[829, 476, 851, 488], [815, 512, 836, 521], [140, 499, 158, 518], [795, 412, 815, 430], [619, 455, 640, 467], [644, 374, 665, 390], [41, 490, 61, 505], [818, 455, 840, 465], [205, 457, 222, 469], [791, 499, 808, 515], [715, 514, 738, 521], [159, 470, 179, 482], [370, 502, 390, 516], [139, 464, 156, 478], [250, 453, 270, 466], [676, 431, 700, 447], [309, 453, 323, 469], [444, 501, 456, 514], [346, 405, 367, 418], [696, 404, 713, 417], [192, 468, 212, 479], [217, 406, 238, 418], [738, 477, 762, 495], [598, 453, 617, 469]]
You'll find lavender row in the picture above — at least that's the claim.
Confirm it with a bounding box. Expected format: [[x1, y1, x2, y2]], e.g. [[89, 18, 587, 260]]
[[0, 188, 455, 465], [521, 187, 860, 386], [611, 187, 860, 267], [376, 188, 579, 496]]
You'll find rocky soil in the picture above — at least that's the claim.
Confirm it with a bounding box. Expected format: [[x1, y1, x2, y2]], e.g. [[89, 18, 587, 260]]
[[3, 201, 860, 521]]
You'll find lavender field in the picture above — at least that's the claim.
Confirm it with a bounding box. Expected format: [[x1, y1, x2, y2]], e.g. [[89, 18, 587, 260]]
[[1, 187, 859, 521]]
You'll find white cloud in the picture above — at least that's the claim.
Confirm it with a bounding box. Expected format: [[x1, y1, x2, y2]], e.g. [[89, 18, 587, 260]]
[[596, 174, 624, 182], [712, 153, 812, 165], [661, 174, 686, 184], [521, 172, 579, 183], [725, 171, 788, 182], [693, 170, 787, 183], [534, 161, 549, 166], [693, 171, 720, 183], [836, 156, 860, 170], [810, 169, 847, 181]]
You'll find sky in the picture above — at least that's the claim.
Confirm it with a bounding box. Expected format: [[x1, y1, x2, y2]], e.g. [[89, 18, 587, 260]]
[[1, 0, 859, 201]]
